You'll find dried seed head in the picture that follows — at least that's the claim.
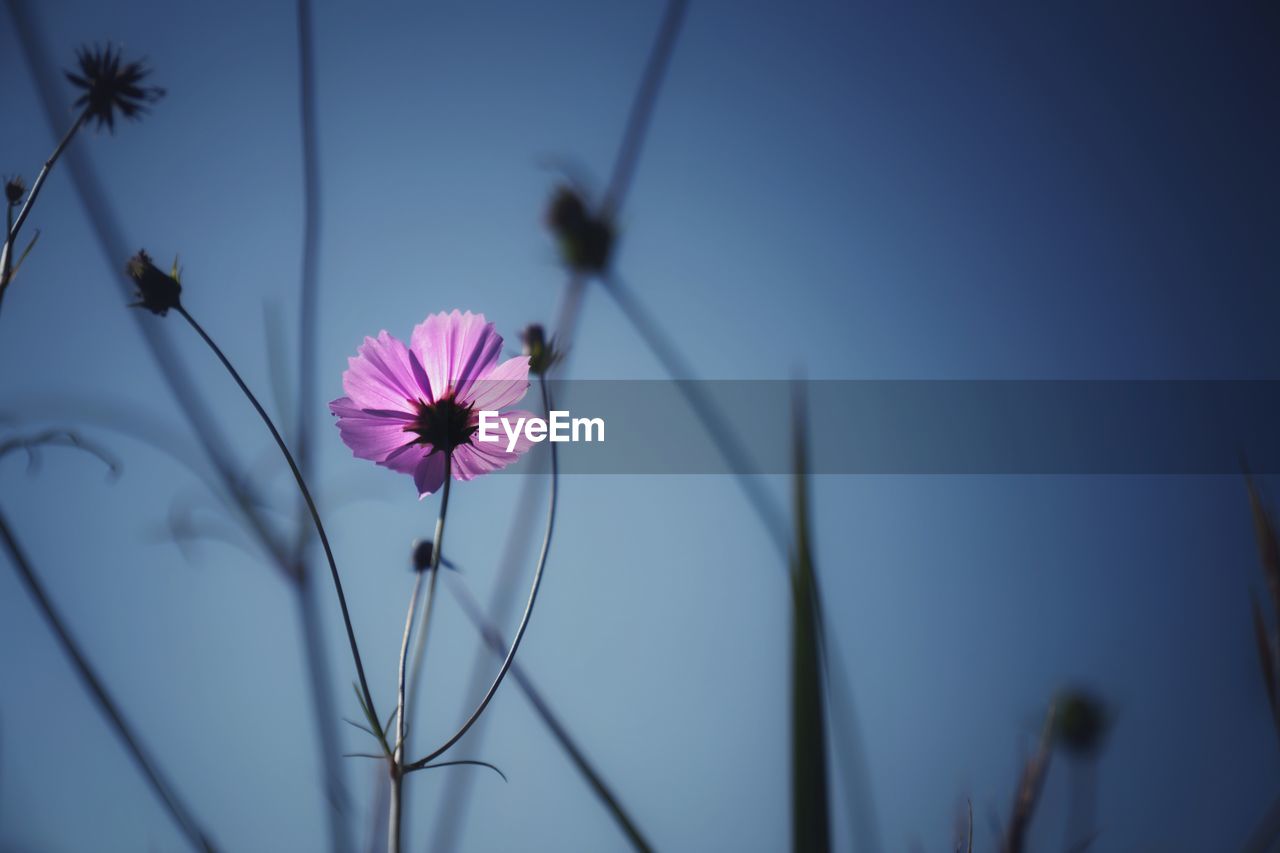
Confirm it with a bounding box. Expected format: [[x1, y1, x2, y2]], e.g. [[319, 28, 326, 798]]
[[65, 44, 165, 132], [1053, 689, 1108, 757], [545, 185, 613, 273], [125, 249, 182, 315], [4, 175, 25, 206]]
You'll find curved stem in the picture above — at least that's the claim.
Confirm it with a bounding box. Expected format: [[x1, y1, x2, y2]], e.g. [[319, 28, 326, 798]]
[[406, 376, 558, 773], [390, 455, 450, 853], [175, 305, 385, 751], [0, 505, 217, 852]]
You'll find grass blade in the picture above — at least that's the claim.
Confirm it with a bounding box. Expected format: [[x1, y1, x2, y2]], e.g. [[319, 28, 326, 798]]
[[790, 385, 831, 853]]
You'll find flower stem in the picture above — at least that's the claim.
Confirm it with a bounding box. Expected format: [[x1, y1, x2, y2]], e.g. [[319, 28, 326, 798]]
[[175, 304, 386, 752], [0, 505, 217, 852], [0, 109, 87, 307], [405, 376, 558, 773], [390, 455, 451, 853]]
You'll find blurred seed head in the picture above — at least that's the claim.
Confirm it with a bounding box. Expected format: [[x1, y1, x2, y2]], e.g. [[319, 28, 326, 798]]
[[125, 249, 182, 316], [65, 44, 165, 132], [520, 323, 562, 375], [4, 175, 25, 206], [1053, 688, 1109, 757], [545, 185, 613, 273], [412, 539, 433, 573]]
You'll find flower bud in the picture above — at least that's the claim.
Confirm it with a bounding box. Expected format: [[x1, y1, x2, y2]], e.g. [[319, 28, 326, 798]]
[[521, 323, 561, 375], [125, 249, 182, 316], [411, 539, 433, 573], [4, 176, 25, 206]]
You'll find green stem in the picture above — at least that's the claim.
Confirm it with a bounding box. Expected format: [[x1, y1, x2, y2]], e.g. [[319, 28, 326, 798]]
[[390, 455, 450, 853], [175, 304, 385, 753], [406, 376, 558, 773]]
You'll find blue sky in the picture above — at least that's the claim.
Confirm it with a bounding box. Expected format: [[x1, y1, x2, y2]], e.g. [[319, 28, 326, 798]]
[[1, 1, 1279, 850]]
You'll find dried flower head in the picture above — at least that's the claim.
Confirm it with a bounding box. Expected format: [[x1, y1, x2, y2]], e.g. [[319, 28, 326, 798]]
[[520, 323, 562, 375], [1053, 689, 1109, 757], [330, 310, 534, 497], [4, 176, 25, 207], [65, 44, 165, 132], [546, 185, 613, 273], [125, 249, 182, 315]]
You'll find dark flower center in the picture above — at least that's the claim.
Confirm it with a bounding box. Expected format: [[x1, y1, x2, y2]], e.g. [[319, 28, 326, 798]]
[[406, 395, 475, 454]]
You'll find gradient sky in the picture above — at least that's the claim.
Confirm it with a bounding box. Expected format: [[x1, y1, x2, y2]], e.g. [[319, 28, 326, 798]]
[[2, 2, 1279, 851]]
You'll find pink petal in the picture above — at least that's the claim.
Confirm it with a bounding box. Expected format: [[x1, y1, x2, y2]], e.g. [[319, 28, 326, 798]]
[[330, 396, 416, 462], [342, 331, 431, 413], [452, 442, 520, 480], [381, 441, 430, 475], [456, 408, 538, 479], [413, 451, 448, 497], [410, 310, 503, 402], [459, 355, 532, 412]]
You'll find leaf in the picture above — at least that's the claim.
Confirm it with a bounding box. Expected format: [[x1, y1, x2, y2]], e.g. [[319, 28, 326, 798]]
[[416, 759, 508, 783], [789, 385, 830, 853], [352, 682, 390, 757]]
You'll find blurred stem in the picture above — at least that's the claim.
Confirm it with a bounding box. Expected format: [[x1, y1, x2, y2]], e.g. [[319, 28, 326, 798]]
[[446, 576, 653, 851], [390, 455, 450, 853], [175, 304, 386, 753], [1002, 702, 1057, 853], [429, 0, 686, 830], [602, 273, 789, 551], [406, 376, 558, 773], [289, 3, 349, 849], [600, 0, 688, 220], [0, 505, 217, 852], [0, 109, 86, 308]]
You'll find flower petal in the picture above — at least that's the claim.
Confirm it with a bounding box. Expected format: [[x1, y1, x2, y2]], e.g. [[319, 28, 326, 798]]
[[342, 331, 430, 414], [410, 310, 503, 402], [459, 355, 532, 412], [330, 396, 416, 463], [456, 409, 538, 480], [413, 451, 448, 497]]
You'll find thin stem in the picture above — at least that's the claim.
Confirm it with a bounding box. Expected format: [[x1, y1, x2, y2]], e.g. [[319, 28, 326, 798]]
[[293, 0, 322, 524], [445, 575, 653, 851], [3, 200, 14, 290], [0, 109, 86, 292], [389, 565, 425, 853], [406, 376, 558, 773], [175, 304, 385, 752], [0, 505, 216, 852], [1002, 703, 1057, 853], [391, 455, 450, 853]]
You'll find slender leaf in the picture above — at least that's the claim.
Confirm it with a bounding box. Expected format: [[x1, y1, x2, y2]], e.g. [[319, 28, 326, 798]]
[[790, 386, 830, 853]]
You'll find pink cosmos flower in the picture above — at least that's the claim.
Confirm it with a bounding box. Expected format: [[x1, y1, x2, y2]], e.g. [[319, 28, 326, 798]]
[[330, 310, 534, 497]]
